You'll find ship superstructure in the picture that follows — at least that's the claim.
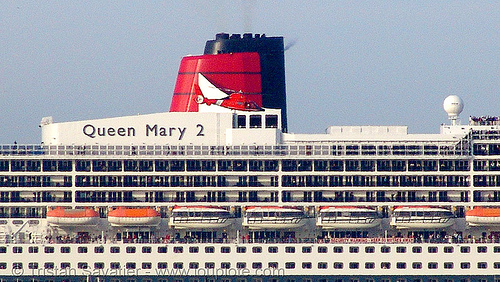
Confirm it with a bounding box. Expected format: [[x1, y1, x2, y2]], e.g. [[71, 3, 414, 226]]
[[0, 33, 500, 282]]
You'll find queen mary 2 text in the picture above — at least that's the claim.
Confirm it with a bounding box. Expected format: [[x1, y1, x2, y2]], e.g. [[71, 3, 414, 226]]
[[82, 124, 194, 140]]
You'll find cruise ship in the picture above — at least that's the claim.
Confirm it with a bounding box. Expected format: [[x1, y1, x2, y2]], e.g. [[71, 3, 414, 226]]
[[1, 33, 500, 282]]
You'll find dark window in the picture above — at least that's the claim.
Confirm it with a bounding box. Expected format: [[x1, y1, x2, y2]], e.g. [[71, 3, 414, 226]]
[[412, 262, 422, 269], [158, 262, 168, 269], [365, 246, 375, 253], [349, 262, 359, 269], [126, 247, 136, 253], [174, 262, 184, 269], [189, 246, 199, 253], [333, 246, 343, 253], [61, 262, 71, 269], [318, 262, 328, 269], [444, 262, 454, 269], [302, 262, 312, 269], [95, 246, 104, 253], [28, 262, 38, 269], [205, 262, 215, 269], [142, 262, 152, 269], [236, 262, 246, 269], [249, 115, 262, 128], [110, 247, 120, 253], [285, 262, 295, 269], [365, 262, 375, 269], [349, 246, 359, 253], [333, 262, 343, 269], [396, 247, 406, 253], [397, 262, 406, 269], [265, 115, 278, 128], [44, 262, 54, 269], [221, 247, 230, 253], [110, 262, 120, 269], [460, 262, 470, 269], [237, 247, 246, 253], [302, 246, 312, 253], [461, 246, 470, 253], [381, 246, 390, 253], [237, 115, 246, 128], [45, 246, 54, 253], [205, 246, 215, 253], [412, 246, 422, 253], [78, 247, 88, 253], [428, 247, 438, 253], [189, 262, 199, 269], [252, 262, 262, 269], [78, 262, 88, 269], [268, 247, 278, 253], [428, 262, 438, 269], [29, 246, 39, 253], [318, 246, 327, 253], [253, 246, 262, 253], [94, 262, 104, 269], [126, 262, 136, 269], [173, 247, 183, 253]]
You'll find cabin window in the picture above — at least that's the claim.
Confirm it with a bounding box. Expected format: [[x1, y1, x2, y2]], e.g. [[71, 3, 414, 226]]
[[94, 262, 104, 269], [173, 247, 182, 253], [333, 262, 343, 269], [412, 246, 422, 253], [396, 247, 406, 253], [205, 262, 215, 269], [221, 247, 230, 253], [28, 246, 38, 253], [444, 247, 454, 253], [365, 262, 375, 269], [333, 246, 343, 253], [237, 115, 246, 128], [206, 246, 215, 253], [265, 115, 278, 128], [268, 247, 278, 253], [159, 262, 169, 269], [428, 247, 438, 253], [0, 247, 6, 253], [381, 262, 391, 269], [189, 262, 199, 269], [318, 262, 328, 269], [236, 247, 246, 253], [478, 262, 488, 269], [428, 262, 438, 269], [44, 246, 54, 253], [110, 247, 120, 253], [302, 246, 311, 253], [61, 262, 71, 269], [349, 262, 359, 269], [268, 262, 278, 269], [318, 246, 328, 253], [285, 246, 295, 253], [94, 246, 104, 253], [126, 247, 135, 253], [365, 246, 375, 253], [236, 262, 246, 269], [444, 262, 454, 269], [478, 246, 487, 253], [495, 246, 500, 253], [252, 262, 262, 269], [253, 246, 262, 253], [44, 262, 54, 269], [302, 262, 312, 269], [461, 262, 470, 269], [142, 262, 152, 269], [381, 246, 390, 253], [28, 262, 38, 269], [76, 262, 88, 269], [125, 262, 136, 269], [494, 262, 500, 269], [461, 246, 470, 253], [78, 247, 88, 253], [13, 246, 22, 253], [397, 262, 406, 269], [110, 262, 120, 269], [189, 246, 199, 253], [249, 115, 262, 128]]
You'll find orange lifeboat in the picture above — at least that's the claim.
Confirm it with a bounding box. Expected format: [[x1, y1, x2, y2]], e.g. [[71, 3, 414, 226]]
[[466, 207, 500, 226], [107, 207, 161, 227], [46, 207, 99, 226]]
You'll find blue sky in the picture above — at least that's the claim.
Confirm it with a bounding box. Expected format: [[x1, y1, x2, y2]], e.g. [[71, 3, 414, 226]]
[[0, 1, 499, 143]]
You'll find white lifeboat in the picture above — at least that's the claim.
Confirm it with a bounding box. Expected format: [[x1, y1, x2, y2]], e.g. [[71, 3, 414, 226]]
[[46, 207, 99, 226], [316, 206, 381, 229], [242, 206, 307, 230], [390, 206, 454, 229], [107, 207, 161, 227], [169, 206, 235, 229], [466, 207, 500, 226]]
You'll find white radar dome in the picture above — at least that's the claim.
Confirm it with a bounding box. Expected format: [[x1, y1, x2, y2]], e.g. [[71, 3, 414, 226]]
[[443, 95, 464, 117]]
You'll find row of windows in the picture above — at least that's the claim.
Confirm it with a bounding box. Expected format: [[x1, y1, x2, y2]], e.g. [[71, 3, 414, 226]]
[[0, 159, 477, 172], [2, 245, 497, 254], [3, 261, 498, 271], [1, 245, 166, 254]]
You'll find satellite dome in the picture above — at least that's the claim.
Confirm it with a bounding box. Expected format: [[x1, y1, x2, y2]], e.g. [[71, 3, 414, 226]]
[[443, 95, 464, 125]]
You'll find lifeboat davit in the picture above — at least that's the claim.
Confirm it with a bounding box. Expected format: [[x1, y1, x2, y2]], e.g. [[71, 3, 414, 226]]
[[242, 206, 308, 230], [169, 206, 235, 229], [316, 206, 381, 229], [46, 207, 99, 226], [107, 207, 161, 227], [466, 207, 500, 226], [390, 206, 455, 229]]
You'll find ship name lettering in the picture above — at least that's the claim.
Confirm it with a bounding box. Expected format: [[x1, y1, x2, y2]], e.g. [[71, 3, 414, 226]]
[[146, 124, 187, 140], [83, 124, 136, 138]]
